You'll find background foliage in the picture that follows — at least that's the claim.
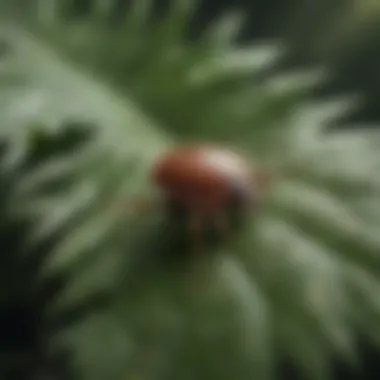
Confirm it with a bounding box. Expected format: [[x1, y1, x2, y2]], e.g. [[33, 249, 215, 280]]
[[1, 1, 380, 380]]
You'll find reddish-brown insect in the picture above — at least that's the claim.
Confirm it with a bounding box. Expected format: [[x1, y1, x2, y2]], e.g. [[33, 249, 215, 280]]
[[127, 144, 276, 253]]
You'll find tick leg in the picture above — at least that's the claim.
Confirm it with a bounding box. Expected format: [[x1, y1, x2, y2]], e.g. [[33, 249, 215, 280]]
[[213, 210, 233, 251], [188, 210, 205, 257], [130, 196, 155, 214], [187, 210, 211, 285], [115, 196, 156, 217], [255, 168, 280, 199]]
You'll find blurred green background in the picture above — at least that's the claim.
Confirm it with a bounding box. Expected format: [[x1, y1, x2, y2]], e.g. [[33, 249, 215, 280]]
[[0, 1, 380, 380]]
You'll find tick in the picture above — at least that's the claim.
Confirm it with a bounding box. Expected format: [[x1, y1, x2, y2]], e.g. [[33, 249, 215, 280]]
[[125, 144, 276, 255]]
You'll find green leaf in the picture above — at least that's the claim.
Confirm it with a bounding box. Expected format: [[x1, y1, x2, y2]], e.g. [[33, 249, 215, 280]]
[[1, 2, 380, 380]]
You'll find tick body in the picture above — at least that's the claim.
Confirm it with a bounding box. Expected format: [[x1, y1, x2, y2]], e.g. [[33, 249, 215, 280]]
[[151, 144, 259, 254], [152, 145, 254, 212]]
